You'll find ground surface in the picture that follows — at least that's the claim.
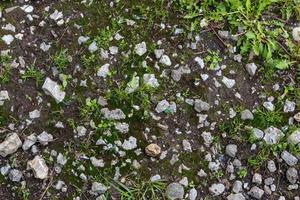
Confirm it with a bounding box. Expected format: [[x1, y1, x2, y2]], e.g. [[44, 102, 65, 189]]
[[0, 0, 300, 200]]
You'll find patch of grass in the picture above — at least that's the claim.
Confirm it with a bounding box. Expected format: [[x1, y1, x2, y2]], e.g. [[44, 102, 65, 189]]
[[250, 108, 284, 129], [21, 66, 44, 86], [204, 50, 221, 69], [111, 179, 166, 200], [0, 54, 12, 84], [52, 49, 69, 72], [237, 168, 247, 178]]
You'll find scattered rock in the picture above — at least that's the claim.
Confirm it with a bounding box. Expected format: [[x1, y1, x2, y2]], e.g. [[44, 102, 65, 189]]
[[227, 193, 245, 200], [188, 188, 197, 200], [281, 150, 298, 166], [143, 74, 159, 88], [37, 131, 53, 146], [42, 77, 66, 103], [245, 63, 257, 76], [101, 108, 126, 120], [22, 134, 37, 151], [159, 55, 172, 66], [248, 186, 264, 199], [222, 76, 236, 88], [225, 144, 237, 157], [287, 129, 300, 145], [134, 42, 147, 56], [8, 169, 22, 182], [145, 143, 161, 157], [97, 64, 110, 78], [209, 183, 225, 196], [263, 126, 284, 145], [27, 155, 49, 179], [1, 34, 14, 45], [292, 27, 300, 41], [286, 167, 298, 184], [0, 133, 22, 157], [284, 99, 295, 113], [194, 99, 210, 112], [165, 182, 184, 200], [91, 182, 108, 195], [252, 128, 264, 140], [241, 109, 253, 120], [122, 136, 137, 150], [155, 99, 170, 113]]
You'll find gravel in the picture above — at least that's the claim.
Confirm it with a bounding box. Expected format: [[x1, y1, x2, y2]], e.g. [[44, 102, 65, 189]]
[[165, 182, 184, 200]]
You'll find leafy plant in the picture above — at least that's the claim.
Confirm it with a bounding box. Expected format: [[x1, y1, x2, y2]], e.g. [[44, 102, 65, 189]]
[[53, 49, 69, 71], [0, 54, 12, 84], [21, 66, 44, 86], [204, 50, 221, 69]]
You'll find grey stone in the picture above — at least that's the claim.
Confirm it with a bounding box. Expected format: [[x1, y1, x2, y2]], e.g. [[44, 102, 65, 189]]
[[281, 150, 298, 166], [91, 182, 108, 195], [159, 55, 172, 66], [88, 41, 98, 53], [232, 180, 242, 193], [209, 183, 225, 196], [42, 78, 65, 103], [97, 64, 110, 78], [155, 99, 170, 113], [22, 134, 37, 151], [27, 155, 49, 179], [78, 36, 90, 45], [115, 122, 129, 134], [194, 99, 210, 112], [76, 126, 87, 137], [267, 160, 276, 173], [0, 164, 11, 176], [222, 76, 236, 88], [37, 131, 53, 146], [241, 109, 253, 120], [143, 74, 159, 88], [287, 129, 300, 145], [165, 182, 184, 200], [286, 167, 298, 184], [245, 63, 257, 76], [101, 108, 126, 120], [252, 173, 262, 184], [263, 127, 284, 145], [122, 136, 137, 150], [8, 169, 22, 182], [284, 99, 295, 113], [227, 193, 245, 200], [226, 144, 238, 157], [0, 133, 22, 157], [188, 188, 197, 200], [57, 153, 67, 165], [134, 42, 147, 56], [248, 186, 264, 199], [252, 128, 264, 140]]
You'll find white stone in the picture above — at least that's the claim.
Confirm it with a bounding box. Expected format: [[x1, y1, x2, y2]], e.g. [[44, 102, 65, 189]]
[[2, 34, 14, 45], [159, 55, 172, 66], [20, 5, 34, 13], [50, 10, 63, 21], [263, 126, 284, 145], [97, 64, 110, 78], [222, 76, 235, 88], [143, 74, 159, 88], [122, 136, 137, 150], [209, 183, 225, 196], [37, 131, 53, 146], [22, 134, 37, 150], [287, 129, 300, 145], [245, 63, 257, 76], [42, 78, 66, 103], [29, 109, 40, 119], [40, 42, 51, 52], [78, 36, 90, 45], [134, 42, 147, 56], [88, 41, 98, 53], [281, 150, 298, 166], [101, 108, 126, 120], [194, 57, 204, 69], [0, 133, 22, 157], [292, 27, 300, 41], [155, 99, 170, 113], [27, 155, 49, 179]]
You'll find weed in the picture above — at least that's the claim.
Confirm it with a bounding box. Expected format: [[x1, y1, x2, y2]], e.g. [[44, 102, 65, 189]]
[[204, 50, 221, 69], [250, 108, 284, 129], [53, 49, 69, 71], [111, 178, 166, 200], [237, 168, 247, 178], [21, 66, 44, 86], [0, 54, 12, 84]]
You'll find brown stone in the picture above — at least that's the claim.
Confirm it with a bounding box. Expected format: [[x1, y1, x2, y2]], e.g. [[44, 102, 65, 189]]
[[145, 143, 161, 157]]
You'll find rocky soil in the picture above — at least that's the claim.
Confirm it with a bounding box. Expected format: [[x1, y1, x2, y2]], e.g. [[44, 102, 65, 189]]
[[0, 0, 300, 200]]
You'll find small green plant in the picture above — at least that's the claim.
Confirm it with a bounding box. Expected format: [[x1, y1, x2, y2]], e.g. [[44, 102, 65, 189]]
[[250, 108, 284, 129], [53, 49, 69, 71], [21, 66, 44, 86], [81, 54, 97, 68], [0, 54, 12, 84], [237, 168, 247, 178], [204, 50, 221, 69], [95, 28, 114, 49], [111, 179, 166, 200], [79, 98, 101, 120]]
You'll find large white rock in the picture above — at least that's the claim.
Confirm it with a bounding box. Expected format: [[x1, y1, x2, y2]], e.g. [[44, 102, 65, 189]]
[[2, 34, 14, 45], [134, 42, 147, 56], [27, 155, 49, 179], [263, 126, 284, 145], [97, 64, 110, 78], [42, 77, 66, 103], [0, 133, 22, 157]]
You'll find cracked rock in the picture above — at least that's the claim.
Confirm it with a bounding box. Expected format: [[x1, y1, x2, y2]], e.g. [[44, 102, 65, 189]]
[[42, 77, 66, 103], [165, 182, 184, 200], [0, 133, 22, 157], [263, 126, 284, 145], [145, 143, 161, 157], [27, 155, 49, 179]]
